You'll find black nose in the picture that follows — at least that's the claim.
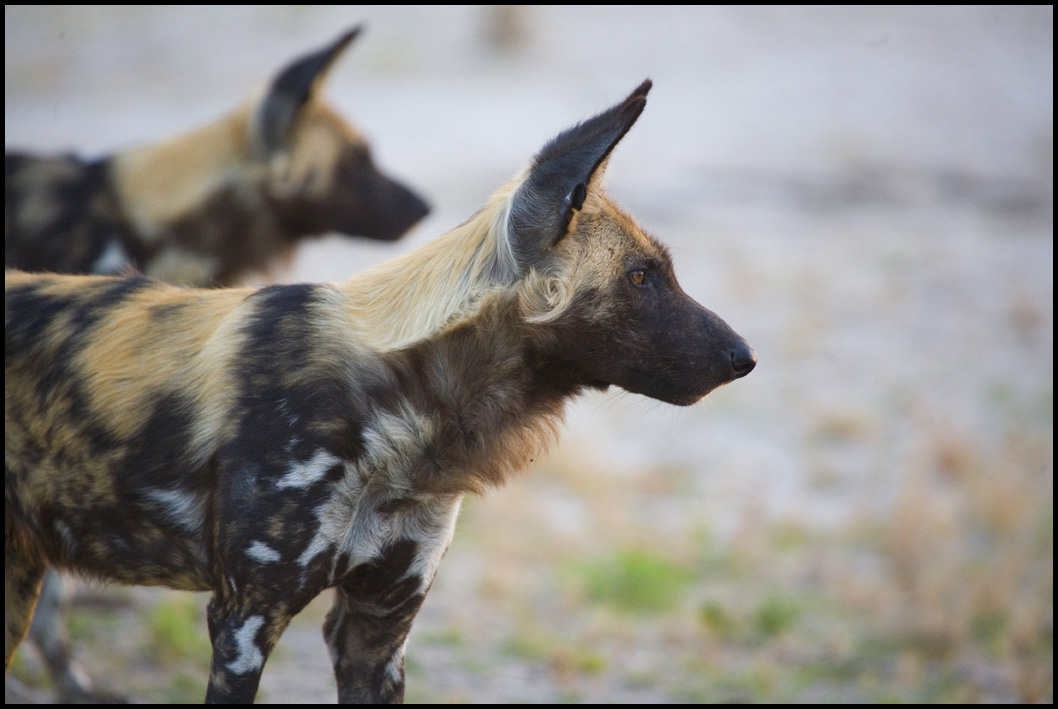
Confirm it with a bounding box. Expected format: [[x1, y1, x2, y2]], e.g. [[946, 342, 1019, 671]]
[[730, 341, 756, 378], [370, 186, 431, 241], [404, 190, 430, 225]]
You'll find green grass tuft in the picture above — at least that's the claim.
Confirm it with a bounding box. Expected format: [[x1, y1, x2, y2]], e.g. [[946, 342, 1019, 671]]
[[569, 548, 692, 614], [142, 595, 211, 664]]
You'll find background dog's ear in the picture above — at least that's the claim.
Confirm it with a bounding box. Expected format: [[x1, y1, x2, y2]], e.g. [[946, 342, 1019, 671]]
[[508, 79, 651, 267], [255, 25, 363, 154]]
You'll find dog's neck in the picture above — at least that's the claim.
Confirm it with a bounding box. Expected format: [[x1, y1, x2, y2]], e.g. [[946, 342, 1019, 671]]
[[339, 191, 519, 352], [369, 294, 579, 496]]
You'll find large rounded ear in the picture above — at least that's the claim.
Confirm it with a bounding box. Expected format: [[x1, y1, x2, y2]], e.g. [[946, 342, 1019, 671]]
[[255, 26, 363, 154], [508, 79, 651, 267]]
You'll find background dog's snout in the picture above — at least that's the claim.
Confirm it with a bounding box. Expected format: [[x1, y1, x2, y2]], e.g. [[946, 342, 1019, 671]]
[[402, 187, 431, 225], [730, 341, 757, 378]]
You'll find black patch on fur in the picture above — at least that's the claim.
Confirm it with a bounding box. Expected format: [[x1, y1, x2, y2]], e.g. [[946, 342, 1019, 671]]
[[341, 538, 420, 611], [377, 498, 415, 514], [5, 274, 150, 351], [257, 27, 361, 152], [232, 283, 366, 465], [5, 153, 132, 274], [120, 393, 211, 492], [148, 301, 189, 322], [5, 283, 77, 356], [31, 392, 212, 582], [240, 283, 318, 358]]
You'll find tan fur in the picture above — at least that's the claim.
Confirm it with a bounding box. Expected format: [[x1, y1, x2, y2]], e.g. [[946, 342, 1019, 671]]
[[110, 105, 259, 241], [339, 184, 519, 351], [111, 100, 367, 242], [276, 103, 368, 198]]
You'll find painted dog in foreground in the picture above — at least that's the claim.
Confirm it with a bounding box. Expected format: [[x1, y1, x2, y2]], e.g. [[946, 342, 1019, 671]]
[[5, 25, 428, 288], [5, 80, 755, 703]]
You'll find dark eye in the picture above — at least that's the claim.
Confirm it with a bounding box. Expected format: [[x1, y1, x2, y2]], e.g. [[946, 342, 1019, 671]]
[[630, 270, 646, 286]]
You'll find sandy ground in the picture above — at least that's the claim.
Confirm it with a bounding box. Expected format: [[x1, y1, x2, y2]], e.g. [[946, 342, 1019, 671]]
[[5, 6, 1053, 704]]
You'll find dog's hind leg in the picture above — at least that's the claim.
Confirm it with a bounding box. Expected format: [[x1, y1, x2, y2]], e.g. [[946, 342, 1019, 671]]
[[4, 518, 47, 672]]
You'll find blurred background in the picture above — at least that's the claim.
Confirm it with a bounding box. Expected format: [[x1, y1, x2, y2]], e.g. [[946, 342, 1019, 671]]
[[6, 5, 1052, 703]]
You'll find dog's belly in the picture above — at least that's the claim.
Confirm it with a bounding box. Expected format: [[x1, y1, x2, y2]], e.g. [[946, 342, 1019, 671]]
[[30, 485, 214, 591]]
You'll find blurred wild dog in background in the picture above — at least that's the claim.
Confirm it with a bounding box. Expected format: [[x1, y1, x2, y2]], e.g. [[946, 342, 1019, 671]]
[[5, 25, 429, 288], [5, 80, 755, 703], [4, 26, 428, 702]]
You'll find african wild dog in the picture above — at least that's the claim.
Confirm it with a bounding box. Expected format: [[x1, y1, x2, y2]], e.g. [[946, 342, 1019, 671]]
[[5, 25, 429, 288], [5, 80, 756, 703]]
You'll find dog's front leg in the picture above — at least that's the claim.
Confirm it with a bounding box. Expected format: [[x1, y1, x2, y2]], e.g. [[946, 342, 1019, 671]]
[[203, 598, 291, 703], [323, 585, 424, 703], [323, 543, 429, 704], [324, 496, 463, 703]]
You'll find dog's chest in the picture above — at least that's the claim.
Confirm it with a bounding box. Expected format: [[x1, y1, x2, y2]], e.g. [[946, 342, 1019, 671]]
[[248, 442, 463, 592]]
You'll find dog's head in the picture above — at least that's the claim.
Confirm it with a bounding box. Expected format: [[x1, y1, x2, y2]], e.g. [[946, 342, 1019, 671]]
[[254, 26, 429, 242], [510, 80, 755, 405]]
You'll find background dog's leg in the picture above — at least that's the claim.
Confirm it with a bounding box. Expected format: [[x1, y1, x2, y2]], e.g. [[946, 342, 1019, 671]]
[[4, 521, 47, 671], [24, 569, 124, 702]]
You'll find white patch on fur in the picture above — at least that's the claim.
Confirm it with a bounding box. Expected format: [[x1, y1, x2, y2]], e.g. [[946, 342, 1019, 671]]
[[144, 488, 205, 532], [53, 520, 76, 554], [290, 402, 465, 592], [401, 496, 463, 588], [89, 238, 132, 274], [496, 187, 519, 277], [145, 245, 221, 287], [277, 398, 301, 430], [385, 644, 407, 684], [277, 449, 341, 490], [359, 404, 436, 486], [296, 405, 427, 570], [246, 540, 281, 564], [297, 521, 335, 568], [227, 615, 266, 675]]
